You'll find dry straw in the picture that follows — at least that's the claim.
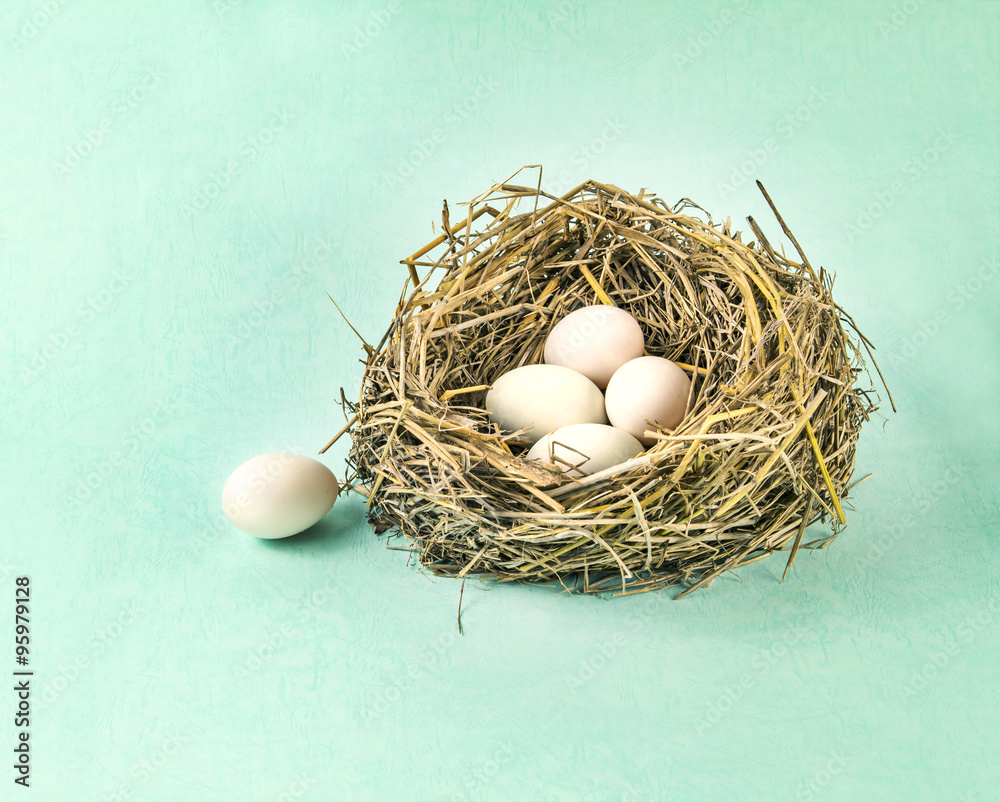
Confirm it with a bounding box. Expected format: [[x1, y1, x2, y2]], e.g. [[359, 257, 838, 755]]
[[326, 167, 892, 599]]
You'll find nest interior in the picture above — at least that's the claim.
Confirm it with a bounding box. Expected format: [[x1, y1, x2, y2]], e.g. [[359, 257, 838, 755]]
[[340, 171, 888, 597]]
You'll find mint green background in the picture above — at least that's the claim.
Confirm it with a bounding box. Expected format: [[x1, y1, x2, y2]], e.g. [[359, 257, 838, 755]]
[[2, 1, 998, 800]]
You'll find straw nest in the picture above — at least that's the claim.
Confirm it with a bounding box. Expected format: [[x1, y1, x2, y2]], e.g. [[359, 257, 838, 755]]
[[332, 168, 891, 598]]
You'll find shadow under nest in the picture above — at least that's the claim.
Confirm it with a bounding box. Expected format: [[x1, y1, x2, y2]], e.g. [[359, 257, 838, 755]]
[[335, 171, 890, 598]]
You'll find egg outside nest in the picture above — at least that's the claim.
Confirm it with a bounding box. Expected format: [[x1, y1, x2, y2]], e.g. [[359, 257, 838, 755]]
[[335, 167, 892, 597]]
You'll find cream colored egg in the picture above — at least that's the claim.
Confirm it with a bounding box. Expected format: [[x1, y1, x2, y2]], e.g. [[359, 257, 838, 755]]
[[543, 305, 645, 388], [222, 453, 339, 539], [526, 423, 644, 479], [485, 364, 607, 443], [604, 356, 691, 445]]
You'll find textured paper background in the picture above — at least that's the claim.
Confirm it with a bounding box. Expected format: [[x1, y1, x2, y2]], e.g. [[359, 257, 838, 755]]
[[2, 1, 998, 800]]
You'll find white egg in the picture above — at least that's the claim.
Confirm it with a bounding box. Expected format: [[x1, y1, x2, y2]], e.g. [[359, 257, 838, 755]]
[[543, 305, 645, 388], [485, 364, 607, 443], [604, 356, 691, 445], [222, 453, 339, 539], [526, 423, 644, 479]]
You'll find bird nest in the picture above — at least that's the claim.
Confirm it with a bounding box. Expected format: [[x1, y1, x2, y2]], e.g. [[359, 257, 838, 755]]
[[334, 169, 890, 598]]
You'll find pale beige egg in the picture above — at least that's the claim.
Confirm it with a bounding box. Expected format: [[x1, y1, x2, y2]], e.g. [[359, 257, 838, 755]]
[[543, 305, 645, 389], [526, 423, 644, 479], [604, 356, 691, 445], [222, 453, 339, 539], [485, 364, 607, 443]]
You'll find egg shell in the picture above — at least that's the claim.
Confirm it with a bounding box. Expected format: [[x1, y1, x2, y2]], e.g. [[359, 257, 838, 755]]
[[222, 453, 339, 539], [485, 364, 607, 443], [543, 305, 645, 388], [526, 423, 644, 479], [604, 356, 691, 445]]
